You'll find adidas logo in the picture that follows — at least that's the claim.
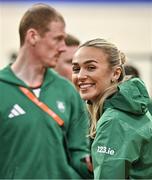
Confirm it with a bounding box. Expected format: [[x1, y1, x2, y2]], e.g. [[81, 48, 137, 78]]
[[8, 104, 26, 118]]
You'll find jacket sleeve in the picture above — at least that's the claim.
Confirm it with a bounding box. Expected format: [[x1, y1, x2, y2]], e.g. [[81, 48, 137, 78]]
[[92, 111, 141, 179], [66, 91, 93, 179]]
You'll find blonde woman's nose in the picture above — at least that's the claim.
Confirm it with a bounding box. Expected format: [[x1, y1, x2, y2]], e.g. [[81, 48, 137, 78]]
[[77, 70, 87, 81]]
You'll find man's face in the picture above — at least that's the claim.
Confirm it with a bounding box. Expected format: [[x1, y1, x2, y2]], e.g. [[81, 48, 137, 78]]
[[33, 21, 66, 68], [54, 45, 78, 81]]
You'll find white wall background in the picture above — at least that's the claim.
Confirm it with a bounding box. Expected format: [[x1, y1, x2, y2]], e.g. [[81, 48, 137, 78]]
[[0, 2, 152, 95]]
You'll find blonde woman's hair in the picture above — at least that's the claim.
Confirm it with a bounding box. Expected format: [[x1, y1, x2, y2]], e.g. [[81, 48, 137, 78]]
[[79, 38, 126, 138]]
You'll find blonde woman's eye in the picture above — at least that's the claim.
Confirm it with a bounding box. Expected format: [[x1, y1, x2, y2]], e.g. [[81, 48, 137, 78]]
[[87, 66, 96, 71], [72, 66, 80, 73]]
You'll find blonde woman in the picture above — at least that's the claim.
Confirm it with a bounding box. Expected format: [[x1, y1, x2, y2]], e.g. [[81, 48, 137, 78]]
[[72, 38, 152, 179]]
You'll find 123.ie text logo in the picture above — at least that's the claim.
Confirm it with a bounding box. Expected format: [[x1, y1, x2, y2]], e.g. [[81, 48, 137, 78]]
[[97, 146, 115, 156]]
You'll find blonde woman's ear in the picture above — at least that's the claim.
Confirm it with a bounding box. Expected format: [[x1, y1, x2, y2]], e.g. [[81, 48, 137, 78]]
[[113, 66, 122, 81]]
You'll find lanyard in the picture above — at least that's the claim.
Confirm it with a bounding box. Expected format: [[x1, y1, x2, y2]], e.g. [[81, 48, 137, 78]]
[[19, 86, 64, 126]]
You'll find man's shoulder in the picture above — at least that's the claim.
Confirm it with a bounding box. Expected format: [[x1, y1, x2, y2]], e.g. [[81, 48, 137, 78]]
[[0, 65, 11, 82], [0, 65, 9, 74]]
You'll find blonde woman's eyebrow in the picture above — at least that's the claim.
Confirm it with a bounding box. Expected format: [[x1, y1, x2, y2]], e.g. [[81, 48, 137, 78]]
[[84, 60, 98, 64], [72, 59, 98, 66]]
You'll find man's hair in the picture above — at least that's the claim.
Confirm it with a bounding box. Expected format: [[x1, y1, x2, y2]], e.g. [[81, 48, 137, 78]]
[[65, 34, 80, 47], [19, 3, 65, 46]]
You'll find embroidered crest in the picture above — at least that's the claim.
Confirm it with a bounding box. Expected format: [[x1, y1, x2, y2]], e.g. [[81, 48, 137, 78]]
[[56, 101, 65, 113]]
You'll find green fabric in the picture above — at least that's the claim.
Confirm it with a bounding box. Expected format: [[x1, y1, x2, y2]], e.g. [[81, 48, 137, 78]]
[[92, 78, 152, 179], [0, 65, 93, 179], [148, 99, 152, 114]]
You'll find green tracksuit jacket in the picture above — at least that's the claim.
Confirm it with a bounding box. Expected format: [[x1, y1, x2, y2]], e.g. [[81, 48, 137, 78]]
[[0, 65, 93, 179], [148, 99, 152, 114], [92, 78, 152, 179]]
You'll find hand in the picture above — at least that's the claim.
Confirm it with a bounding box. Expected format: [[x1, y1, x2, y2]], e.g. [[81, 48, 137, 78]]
[[84, 156, 93, 172]]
